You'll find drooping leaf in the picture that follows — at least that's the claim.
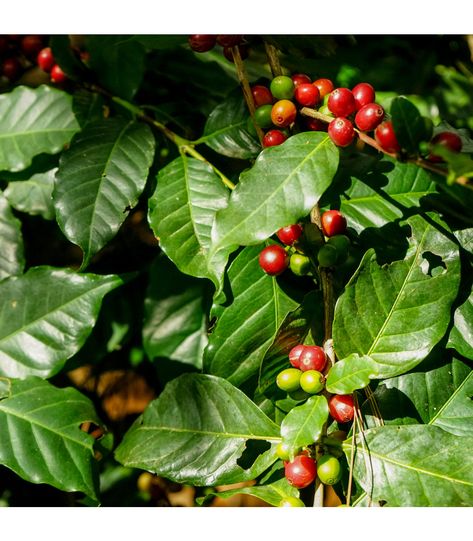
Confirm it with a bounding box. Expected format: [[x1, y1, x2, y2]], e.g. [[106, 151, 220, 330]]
[[4, 168, 56, 220], [115, 373, 280, 486], [333, 214, 460, 379], [148, 155, 229, 281], [54, 118, 155, 269], [280, 395, 329, 450], [390, 96, 427, 154], [208, 132, 338, 299], [0, 192, 24, 281], [0, 267, 124, 378], [203, 244, 300, 386], [344, 425, 473, 506], [0, 85, 79, 172], [142, 255, 208, 369], [0, 377, 102, 500], [202, 91, 260, 159]]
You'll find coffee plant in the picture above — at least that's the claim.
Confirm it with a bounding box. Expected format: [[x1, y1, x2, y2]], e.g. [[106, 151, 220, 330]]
[[0, 34, 473, 508]]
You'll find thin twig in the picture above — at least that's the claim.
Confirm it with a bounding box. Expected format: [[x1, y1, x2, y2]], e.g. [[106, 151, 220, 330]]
[[264, 41, 283, 77]]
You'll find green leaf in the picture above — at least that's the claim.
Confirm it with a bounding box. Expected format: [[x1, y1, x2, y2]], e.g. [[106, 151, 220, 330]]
[[148, 155, 229, 281], [209, 132, 339, 299], [0, 267, 124, 378], [333, 214, 460, 379], [4, 168, 56, 220], [202, 91, 260, 159], [0, 85, 79, 172], [326, 354, 379, 394], [142, 255, 208, 369], [132, 35, 188, 50], [0, 192, 24, 281], [85, 36, 146, 101], [72, 89, 106, 128], [204, 244, 299, 386], [50, 35, 89, 82], [448, 287, 473, 358], [54, 118, 155, 269], [280, 395, 329, 450], [390, 96, 426, 154], [0, 377, 101, 500], [430, 145, 473, 186], [197, 476, 299, 507], [115, 373, 280, 486], [344, 425, 473, 506]]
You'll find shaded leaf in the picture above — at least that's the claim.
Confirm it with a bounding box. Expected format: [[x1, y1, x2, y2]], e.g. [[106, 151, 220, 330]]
[[391, 96, 426, 154], [0, 192, 24, 281], [448, 288, 473, 358], [50, 35, 89, 82], [115, 373, 280, 486], [280, 395, 329, 450], [72, 89, 106, 128]]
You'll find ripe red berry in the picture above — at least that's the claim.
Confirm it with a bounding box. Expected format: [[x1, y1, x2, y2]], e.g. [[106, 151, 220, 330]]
[[50, 64, 67, 84], [284, 454, 317, 489], [276, 224, 303, 245], [188, 34, 217, 53], [321, 210, 347, 237], [328, 117, 355, 147], [428, 131, 463, 162], [313, 78, 334, 99], [263, 129, 287, 148], [258, 245, 289, 276], [328, 394, 355, 423], [351, 82, 375, 110], [21, 35, 43, 56], [291, 73, 312, 87], [216, 35, 243, 47], [327, 88, 356, 117], [355, 103, 385, 132], [374, 121, 401, 154], [2, 57, 21, 80], [37, 47, 55, 72], [251, 85, 273, 108], [294, 83, 320, 107], [289, 344, 305, 368], [271, 100, 297, 128], [305, 117, 326, 132], [298, 345, 327, 372]]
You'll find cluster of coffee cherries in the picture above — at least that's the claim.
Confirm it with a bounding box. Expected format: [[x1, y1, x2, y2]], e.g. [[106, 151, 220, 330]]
[[0, 34, 46, 85], [36, 46, 67, 84], [188, 34, 249, 63], [258, 209, 351, 277]]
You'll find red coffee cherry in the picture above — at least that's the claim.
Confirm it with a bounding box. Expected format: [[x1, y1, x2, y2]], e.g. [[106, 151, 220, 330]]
[[328, 394, 355, 423], [263, 129, 287, 148], [21, 35, 43, 56], [2, 57, 21, 80], [289, 344, 305, 368], [223, 44, 249, 62], [428, 131, 463, 162], [305, 117, 326, 132], [313, 78, 334, 99], [355, 103, 385, 132], [216, 35, 243, 47], [294, 83, 320, 107], [298, 345, 327, 372], [375, 121, 401, 153], [271, 100, 297, 128], [352, 82, 376, 110], [258, 245, 289, 276], [285, 454, 317, 489], [328, 117, 355, 147], [321, 210, 347, 237], [50, 64, 67, 84], [188, 35, 217, 53], [327, 88, 356, 117], [37, 47, 55, 72], [291, 73, 312, 87], [276, 224, 303, 245], [251, 85, 273, 107]]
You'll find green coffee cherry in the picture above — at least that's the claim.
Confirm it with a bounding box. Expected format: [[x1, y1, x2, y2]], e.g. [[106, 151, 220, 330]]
[[300, 370, 325, 394], [290, 253, 311, 276], [270, 75, 295, 100], [327, 234, 350, 264], [254, 104, 274, 128], [302, 223, 324, 249], [275, 442, 301, 462], [317, 244, 338, 267], [317, 455, 342, 485], [276, 368, 302, 392]]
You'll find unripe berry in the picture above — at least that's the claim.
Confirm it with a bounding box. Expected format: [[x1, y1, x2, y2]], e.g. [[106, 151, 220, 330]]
[[276, 442, 301, 461], [290, 253, 311, 276], [276, 224, 303, 245], [317, 455, 342, 485], [313, 78, 334, 99], [270, 75, 295, 100], [374, 121, 401, 153], [294, 83, 320, 107], [355, 103, 384, 132], [271, 100, 297, 128], [276, 368, 302, 393], [188, 35, 217, 53], [351, 82, 375, 110], [317, 244, 339, 267], [321, 210, 347, 237], [300, 370, 325, 394], [263, 129, 287, 148], [258, 245, 289, 276], [328, 394, 355, 423], [328, 117, 355, 147], [299, 345, 327, 372], [254, 104, 274, 128], [327, 88, 356, 117], [37, 47, 55, 72]]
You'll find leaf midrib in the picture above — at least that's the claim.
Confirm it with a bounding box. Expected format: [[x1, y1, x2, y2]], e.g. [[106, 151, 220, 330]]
[[429, 372, 473, 426], [138, 424, 281, 441], [283, 397, 326, 444]]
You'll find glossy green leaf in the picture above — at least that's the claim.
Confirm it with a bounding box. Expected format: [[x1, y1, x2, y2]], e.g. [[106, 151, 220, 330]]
[[0, 267, 124, 378], [0, 192, 24, 281], [148, 155, 229, 280], [85, 36, 146, 101], [333, 214, 460, 379], [72, 90, 106, 128], [344, 425, 473, 506], [280, 395, 329, 450], [202, 91, 260, 159], [391, 96, 426, 154], [448, 288, 473, 358], [204, 244, 299, 386], [0, 377, 101, 500], [208, 132, 338, 299], [0, 85, 79, 172], [326, 354, 379, 394], [54, 118, 155, 269], [4, 168, 56, 220], [430, 145, 473, 186], [143, 255, 208, 368], [115, 373, 280, 486]]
